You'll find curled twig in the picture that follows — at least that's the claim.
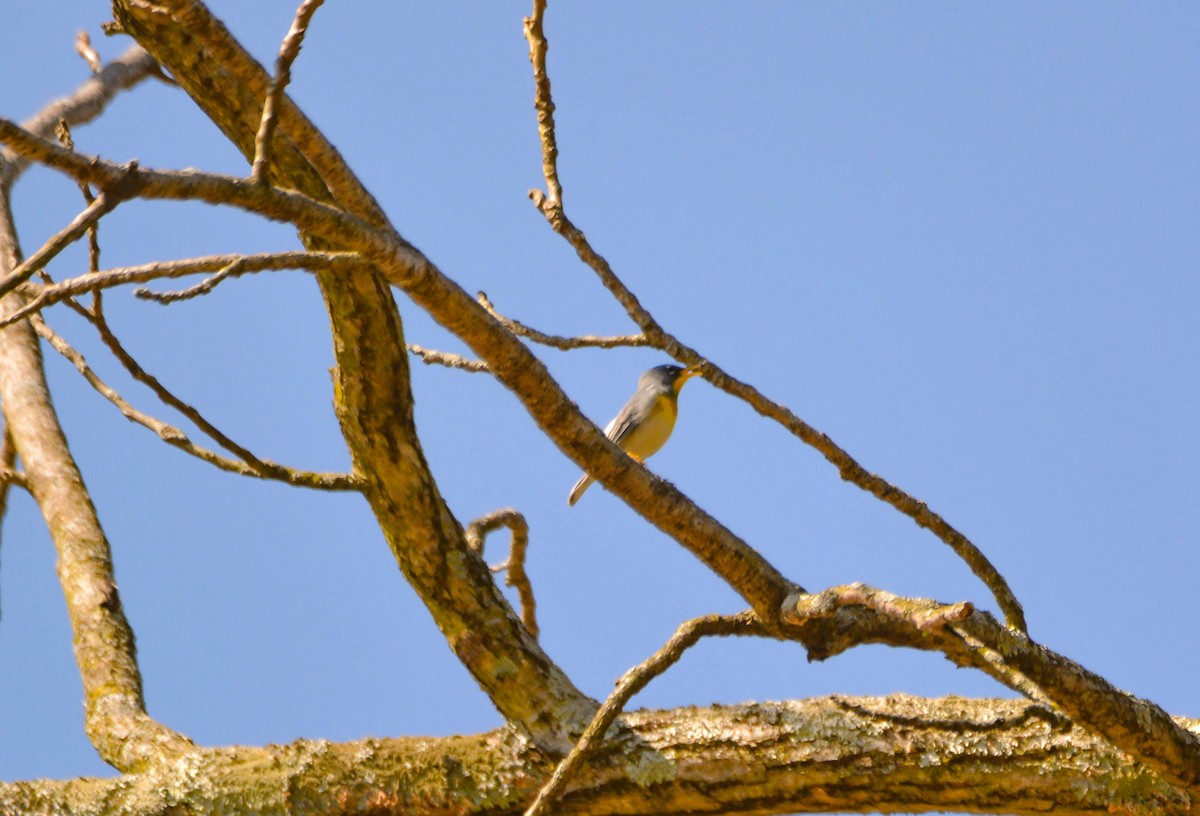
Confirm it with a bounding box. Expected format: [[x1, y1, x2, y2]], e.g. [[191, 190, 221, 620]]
[[523, 610, 766, 816], [477, 291, 647, 351], [251, 0, 326, 184], [466, 508, 537, 638]]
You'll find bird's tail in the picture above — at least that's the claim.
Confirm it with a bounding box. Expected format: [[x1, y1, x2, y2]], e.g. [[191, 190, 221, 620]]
[[567, 473, 594, 506]]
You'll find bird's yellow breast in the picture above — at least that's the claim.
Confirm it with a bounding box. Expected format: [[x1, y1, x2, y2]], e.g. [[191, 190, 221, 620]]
[[619, 394, 678, 460]]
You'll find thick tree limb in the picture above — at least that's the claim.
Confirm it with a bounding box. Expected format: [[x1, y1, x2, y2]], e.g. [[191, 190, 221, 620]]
[[0, 45, 192, 773], [0, 196, 193, 773], [781, 583, 1200, 793], [0, 697, 1191, 816], [104, 1, 607, 750]]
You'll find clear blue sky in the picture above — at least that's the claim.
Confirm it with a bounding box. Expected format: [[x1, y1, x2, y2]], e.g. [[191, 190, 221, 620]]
[[1, 2, 1197, 783]]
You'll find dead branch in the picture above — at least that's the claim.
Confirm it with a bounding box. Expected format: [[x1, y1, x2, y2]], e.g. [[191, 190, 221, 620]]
[[0, 45, 161, 187], [0, 251, 362, 328], [1, 695, 1190, 816], [134, 256, 251, 303], [31, 315, 358, 491], [477, 290, 648, 350], [0, 190, 123, 298], [466, 508, 538, 638], [407, 343, 489, 373], [251, 0, 325, 185]]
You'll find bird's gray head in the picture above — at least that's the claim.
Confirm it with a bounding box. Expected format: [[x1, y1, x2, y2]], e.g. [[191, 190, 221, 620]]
[[639, 364, 699, 394]]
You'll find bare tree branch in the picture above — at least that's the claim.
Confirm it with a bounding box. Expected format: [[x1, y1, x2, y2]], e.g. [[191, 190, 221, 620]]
[[478, 290, 648, 350], [523, 0, 562, 211], [2, 696, 1190, 815], [466, 508, 538, 639], [0, 45, 161, 187], [0, 189, 124, 298], [31, 315, 358, 492], [0, 251, 362, 328], [134, 256, 253, 303], [251, 0, 325, 185], [75, 31, 103, 74], [407, 343, 489, 373], [104, 1, 605, 747]]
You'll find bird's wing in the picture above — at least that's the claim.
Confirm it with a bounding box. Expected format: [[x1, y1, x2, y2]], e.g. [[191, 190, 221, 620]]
[[604, 397, 644, 446]]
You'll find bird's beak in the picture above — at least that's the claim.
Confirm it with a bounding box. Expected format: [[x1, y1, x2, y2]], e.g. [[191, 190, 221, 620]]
[[678, 364, 702, 389]]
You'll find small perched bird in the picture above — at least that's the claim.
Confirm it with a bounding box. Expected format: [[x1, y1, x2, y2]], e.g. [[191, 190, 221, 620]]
[[568, 363, 700, 506]]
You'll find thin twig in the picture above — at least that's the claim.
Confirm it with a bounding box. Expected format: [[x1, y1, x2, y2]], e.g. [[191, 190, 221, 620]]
[[523, 611, 766, 816], [523, 0, 562, 210], [135, 257, 246, 303], [947, 626, 1055, 707], [55, 120, 102, 281], [89, 304, 358, 490], [75, 31, 103, 74], [0, 251, 362, 328], [0, 191, 123, 299], [0, 46, 161, 188], [520, 0, 1027, 633], [466, 508, 538, 638], [251, 0, 326, 184], [31, 315, 358, 491], [477, 291, 647, 351], [407, 343, 489, 373]]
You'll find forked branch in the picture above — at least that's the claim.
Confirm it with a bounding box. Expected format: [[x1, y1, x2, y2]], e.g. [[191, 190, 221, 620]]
[[780, 583, 1200, 792]]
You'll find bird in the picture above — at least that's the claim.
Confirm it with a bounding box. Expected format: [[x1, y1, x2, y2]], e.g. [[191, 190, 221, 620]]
[[567, 363, 700, 506]]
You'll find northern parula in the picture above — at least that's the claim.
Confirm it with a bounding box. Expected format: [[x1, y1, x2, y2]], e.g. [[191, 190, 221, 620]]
[[567, 364, 700, 506]]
